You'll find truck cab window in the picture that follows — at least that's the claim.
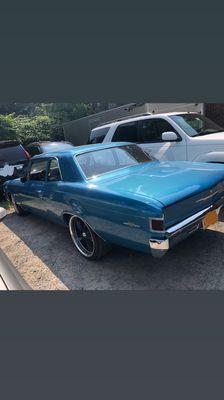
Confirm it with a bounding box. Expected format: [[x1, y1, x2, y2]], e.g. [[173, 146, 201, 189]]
[[88, 127, 110, 144], [112, 122, 138, 142], [138, 118, 177, 143]]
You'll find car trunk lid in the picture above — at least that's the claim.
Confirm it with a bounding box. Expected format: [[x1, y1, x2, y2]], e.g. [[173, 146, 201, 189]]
[[97, 160, 224, 225]]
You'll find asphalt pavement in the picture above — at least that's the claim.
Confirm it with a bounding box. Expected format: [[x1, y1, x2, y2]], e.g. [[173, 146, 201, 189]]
[[1, 212, 224, 290]]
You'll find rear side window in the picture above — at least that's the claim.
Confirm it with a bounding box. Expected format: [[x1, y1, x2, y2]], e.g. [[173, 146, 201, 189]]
[[47, 159, 61, 181], [111, 118, 177, 144], [0, 144, 27, 166], [112, 122, 138, 142], [88, 127, 110, 144], [29, 159, 48, 181]]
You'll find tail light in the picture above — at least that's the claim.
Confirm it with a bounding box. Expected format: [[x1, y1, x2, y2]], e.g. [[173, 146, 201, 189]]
[[149, 217, 165, 232]]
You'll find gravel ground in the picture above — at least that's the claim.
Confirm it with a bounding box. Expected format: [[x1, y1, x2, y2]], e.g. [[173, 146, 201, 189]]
[[1, 210, 224, 290]]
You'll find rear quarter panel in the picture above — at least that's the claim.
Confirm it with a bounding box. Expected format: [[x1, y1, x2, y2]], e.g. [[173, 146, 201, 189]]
[[64, 183, 164, 252]]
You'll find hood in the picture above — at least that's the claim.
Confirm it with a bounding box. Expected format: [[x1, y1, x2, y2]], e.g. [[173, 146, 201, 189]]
[[191, 131, 224, 145], [98, 161, 224, 207]]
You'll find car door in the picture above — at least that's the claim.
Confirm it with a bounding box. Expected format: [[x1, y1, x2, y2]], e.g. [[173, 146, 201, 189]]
[[20, 158, 48, 215], [137, 118, 187, 161], [41, 157, 64, 223]]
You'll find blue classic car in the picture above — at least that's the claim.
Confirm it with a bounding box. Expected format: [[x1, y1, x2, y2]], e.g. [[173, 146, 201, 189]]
[[4, 142, 224, 260]]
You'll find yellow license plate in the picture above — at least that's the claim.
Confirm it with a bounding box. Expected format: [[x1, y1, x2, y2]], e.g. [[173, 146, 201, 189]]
[[202, 210, 218, 229]]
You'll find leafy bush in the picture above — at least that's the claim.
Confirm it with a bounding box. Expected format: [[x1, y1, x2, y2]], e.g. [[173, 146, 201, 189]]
[[0, 103, 95, 145], [0, 114, 17, 140], [11, 115, 54, 145]]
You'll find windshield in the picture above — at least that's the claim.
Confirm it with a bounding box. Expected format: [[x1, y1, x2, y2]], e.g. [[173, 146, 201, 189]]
[[76, 144, 154, 179], [170, 114, 224, 137]]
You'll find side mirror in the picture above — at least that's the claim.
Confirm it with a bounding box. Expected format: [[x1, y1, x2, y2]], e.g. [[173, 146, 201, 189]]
[[0, 207, 7, 221], [162, 131, 179, 142]]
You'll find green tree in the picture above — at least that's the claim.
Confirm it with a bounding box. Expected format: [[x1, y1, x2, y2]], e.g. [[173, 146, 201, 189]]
[[0, 103, 104, 145], [0, 114, 17, 140], [11, 115, 54, 145]]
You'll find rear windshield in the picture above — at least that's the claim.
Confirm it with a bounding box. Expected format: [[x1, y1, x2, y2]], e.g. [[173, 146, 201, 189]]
[[76, 144, 153, 179], [0, 144, 26, 166], [88, 127, 110, 144], [42, 143, 74, 152]]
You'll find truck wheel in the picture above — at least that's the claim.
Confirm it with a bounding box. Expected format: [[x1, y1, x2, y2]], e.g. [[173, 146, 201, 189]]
[[69, 216, 111, 260]]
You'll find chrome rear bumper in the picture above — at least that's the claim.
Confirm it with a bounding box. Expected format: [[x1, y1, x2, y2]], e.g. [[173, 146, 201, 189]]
[[149, 203, 223, 258]]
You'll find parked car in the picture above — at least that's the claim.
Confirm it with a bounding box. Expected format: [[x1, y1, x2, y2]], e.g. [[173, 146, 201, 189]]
[[26, 141, 74, 156], [89, 112, 224, 164], [0, 140, 30, 200], [4, 142, 224, 260]]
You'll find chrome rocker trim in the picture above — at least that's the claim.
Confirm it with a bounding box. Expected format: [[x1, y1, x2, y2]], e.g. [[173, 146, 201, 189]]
[[149, 203, 223, 258]]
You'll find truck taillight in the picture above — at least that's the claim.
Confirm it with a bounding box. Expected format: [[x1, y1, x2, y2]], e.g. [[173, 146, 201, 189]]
[[149, 217, 165, 232]]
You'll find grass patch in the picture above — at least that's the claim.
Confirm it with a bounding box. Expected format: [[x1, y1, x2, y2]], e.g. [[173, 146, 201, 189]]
[[0, 200, 13, 211]]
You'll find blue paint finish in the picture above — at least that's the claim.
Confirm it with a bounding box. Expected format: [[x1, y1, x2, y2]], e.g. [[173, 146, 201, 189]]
[[4, 143, 224, 254]]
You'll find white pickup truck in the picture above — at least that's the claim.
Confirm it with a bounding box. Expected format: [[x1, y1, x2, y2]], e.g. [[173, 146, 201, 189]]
[[89, 112, 224, 163]]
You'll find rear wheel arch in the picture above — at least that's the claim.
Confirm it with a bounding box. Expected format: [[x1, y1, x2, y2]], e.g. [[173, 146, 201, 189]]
[[62, 212, 105, 240], [63, 212, 74, 225], [62, 212, 91, 226]]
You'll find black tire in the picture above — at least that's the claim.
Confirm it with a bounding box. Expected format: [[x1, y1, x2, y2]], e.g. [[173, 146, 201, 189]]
[[11, 194, 27, 216], [69, 216, 111, 260]]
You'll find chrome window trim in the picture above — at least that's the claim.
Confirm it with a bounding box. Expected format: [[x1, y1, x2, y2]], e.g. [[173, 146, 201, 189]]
[[28, 158, 48, 182], [28, 156, 63, 182], [47, 156, 63, 182]]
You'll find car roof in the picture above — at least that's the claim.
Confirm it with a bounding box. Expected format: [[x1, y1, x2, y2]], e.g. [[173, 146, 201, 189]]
[[91, 111, 198, 130], [33, 142, 132, 159], [27, 141, 72, 146], [0, 140, 21, 149]]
